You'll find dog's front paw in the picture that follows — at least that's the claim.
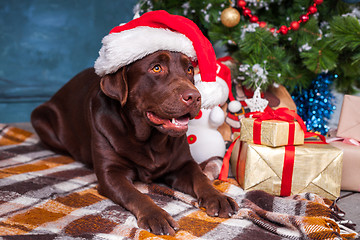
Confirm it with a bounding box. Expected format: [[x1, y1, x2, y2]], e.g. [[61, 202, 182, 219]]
[[199, 193, 239, 218], [137, 207, 179, 236]]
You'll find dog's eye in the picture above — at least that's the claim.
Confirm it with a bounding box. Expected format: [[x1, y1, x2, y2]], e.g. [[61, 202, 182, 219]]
[[187, 66, 194, 74], [152, 65, 162, 73]]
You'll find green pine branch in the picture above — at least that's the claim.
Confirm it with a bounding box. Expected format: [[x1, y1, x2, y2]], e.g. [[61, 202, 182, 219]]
[[328, 16, 360, 52]]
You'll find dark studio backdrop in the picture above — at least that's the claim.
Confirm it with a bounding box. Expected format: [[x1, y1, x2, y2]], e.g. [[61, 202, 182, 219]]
[[0, 0, 137, 123]]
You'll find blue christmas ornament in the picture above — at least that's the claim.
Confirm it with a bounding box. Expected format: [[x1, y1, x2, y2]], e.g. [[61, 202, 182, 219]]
[[292, 73, 337, 135]]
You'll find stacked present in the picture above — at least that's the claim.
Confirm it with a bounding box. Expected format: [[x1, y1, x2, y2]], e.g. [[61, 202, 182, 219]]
[[219, 107, 343, 200], [328, 95, 360, 192]]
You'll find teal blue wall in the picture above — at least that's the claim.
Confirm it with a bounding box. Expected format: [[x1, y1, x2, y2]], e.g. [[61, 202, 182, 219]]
[[0, 0, 137, 123]]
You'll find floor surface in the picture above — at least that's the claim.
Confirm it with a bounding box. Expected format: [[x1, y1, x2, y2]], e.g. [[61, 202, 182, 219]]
[[9, 122, 360, 235]]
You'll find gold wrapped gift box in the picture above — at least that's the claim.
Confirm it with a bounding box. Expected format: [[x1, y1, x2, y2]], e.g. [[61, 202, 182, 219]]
[[230, 139, 343, 200], [240, 118, 305, 147]]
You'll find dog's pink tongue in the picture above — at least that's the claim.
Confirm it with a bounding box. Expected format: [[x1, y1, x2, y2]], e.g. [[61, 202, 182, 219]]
[[147, 112, 189, 133], [172, 116, 189, 126]]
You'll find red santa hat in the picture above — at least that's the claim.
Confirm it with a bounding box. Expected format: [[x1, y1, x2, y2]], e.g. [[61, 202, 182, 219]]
[[94, 10, 223, 108]]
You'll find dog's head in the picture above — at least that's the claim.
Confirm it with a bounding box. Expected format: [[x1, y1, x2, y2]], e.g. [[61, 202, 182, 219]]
[[100, 50, 201, 137]]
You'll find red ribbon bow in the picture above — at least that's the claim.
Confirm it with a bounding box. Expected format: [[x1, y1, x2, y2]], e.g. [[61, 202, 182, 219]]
[[246, 107, 307, 146]]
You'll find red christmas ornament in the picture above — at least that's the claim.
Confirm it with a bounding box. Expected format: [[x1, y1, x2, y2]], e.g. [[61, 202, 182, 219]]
[[237, 0, 246, 8], [300, 14, 310, 22], [290, 21, 300, 30], [314, 0, 323, 4], [308, 6, 317, 14], [279, 25, 289, 35], [250, 15, 259, 23], [243, 8, 252, 17], [259, 21, 267, 28]]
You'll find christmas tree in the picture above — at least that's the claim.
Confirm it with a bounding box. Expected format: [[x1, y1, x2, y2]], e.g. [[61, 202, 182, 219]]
[[135, 0, 360, 94]]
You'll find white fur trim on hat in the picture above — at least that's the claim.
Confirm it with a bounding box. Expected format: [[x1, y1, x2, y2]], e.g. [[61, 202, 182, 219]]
[[194, 74, 228, 109], [94, 26, 197, 76]]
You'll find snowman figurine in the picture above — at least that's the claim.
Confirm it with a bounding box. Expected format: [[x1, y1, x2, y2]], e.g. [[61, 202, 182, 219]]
[[187, 61, 240, 180]]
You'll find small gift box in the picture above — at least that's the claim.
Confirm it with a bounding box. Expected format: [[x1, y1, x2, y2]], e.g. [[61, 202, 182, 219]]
[[337, 95, 360, 142], [240, 108, 305, 147], [229, 137, 343, 200], [329, 141, 360, 192], [240, 118, 304, 147]]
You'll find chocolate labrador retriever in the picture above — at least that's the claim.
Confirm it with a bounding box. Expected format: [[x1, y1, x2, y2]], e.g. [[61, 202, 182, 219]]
[[31, 50, 238, 235]]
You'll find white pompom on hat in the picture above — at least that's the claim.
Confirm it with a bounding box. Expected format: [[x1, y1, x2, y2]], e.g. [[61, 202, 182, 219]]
[[94, 10, 224, 109]]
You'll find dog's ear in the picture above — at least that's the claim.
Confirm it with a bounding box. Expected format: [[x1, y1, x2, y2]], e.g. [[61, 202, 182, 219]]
[[100, 67, 128, 106]]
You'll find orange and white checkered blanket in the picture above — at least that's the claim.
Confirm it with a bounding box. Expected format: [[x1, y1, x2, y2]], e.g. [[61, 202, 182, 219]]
[[0, 124, 358, 240]]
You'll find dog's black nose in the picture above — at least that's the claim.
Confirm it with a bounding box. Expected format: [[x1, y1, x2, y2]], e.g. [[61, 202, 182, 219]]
[[181, 89, 201, 106]]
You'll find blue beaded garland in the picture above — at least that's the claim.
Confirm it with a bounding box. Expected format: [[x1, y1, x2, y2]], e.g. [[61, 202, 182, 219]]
[[292, 73, 337, 135]]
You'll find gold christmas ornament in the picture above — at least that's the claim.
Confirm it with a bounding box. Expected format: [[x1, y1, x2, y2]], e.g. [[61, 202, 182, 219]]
[[221, 7, 240, 28]]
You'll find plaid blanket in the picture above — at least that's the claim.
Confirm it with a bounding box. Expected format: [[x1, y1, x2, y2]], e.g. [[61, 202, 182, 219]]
[[0, 124, 358, 240]]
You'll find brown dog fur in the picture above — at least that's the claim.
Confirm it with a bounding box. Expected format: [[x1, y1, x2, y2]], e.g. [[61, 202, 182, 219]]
[[31, 51, 238, 235]]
